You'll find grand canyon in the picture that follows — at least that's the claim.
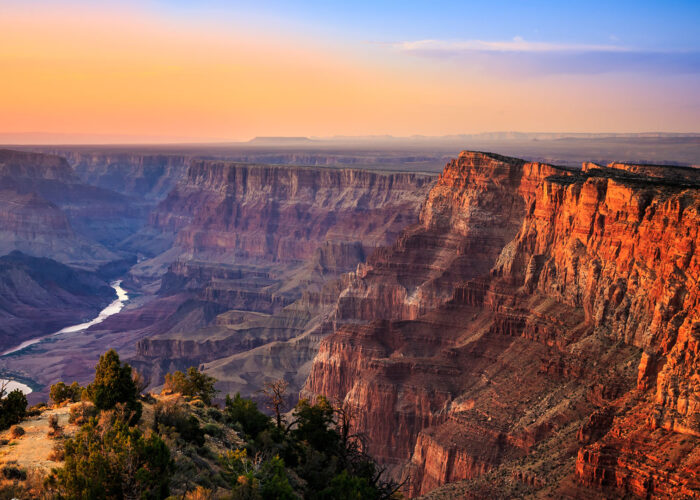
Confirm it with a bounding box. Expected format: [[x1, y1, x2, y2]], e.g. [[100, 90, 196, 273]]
[[0, 139, 698, 498], [1, 1, 699, 498]]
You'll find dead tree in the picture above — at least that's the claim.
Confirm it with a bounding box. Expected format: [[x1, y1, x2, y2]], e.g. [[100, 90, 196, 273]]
[[261, 379, 288, 430]]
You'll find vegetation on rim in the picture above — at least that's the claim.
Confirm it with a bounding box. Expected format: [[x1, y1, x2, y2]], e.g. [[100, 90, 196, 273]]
[[0, 350, 402, 499]]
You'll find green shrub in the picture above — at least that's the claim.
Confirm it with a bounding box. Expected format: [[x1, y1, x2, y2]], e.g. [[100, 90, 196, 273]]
[[48, 413, 171, 498], [206, 407, 222, 422], [49, 381, 83, 405], [318, 470, 377, 499], [220, 450, 297, 500], [154, 400, 205, 447], [292, 396, 338, 455], [163, 367, 218, 405], [224, 393, 271, 439], [202, 423, 223, 438], [0, 389, 27, 430], [86, 349, 141, 423]]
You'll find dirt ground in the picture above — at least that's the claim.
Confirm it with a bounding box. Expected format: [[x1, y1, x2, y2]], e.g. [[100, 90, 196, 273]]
[[0, 404, 77, 475]]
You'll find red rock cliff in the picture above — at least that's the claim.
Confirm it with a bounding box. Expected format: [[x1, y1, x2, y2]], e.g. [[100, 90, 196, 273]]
[[304, 152, 700, 498]]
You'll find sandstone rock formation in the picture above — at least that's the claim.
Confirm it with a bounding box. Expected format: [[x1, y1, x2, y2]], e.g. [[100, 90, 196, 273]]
[[303, 152, 700, 498], [127, 161, 436, 398]]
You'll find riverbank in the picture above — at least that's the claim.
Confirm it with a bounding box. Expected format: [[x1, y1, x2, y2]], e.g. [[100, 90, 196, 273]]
[[2, 281, 128, 357], [0, 281, 129, 397]]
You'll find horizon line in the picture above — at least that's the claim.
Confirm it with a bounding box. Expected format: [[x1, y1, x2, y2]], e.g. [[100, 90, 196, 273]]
[[1, 131, 699, 147]]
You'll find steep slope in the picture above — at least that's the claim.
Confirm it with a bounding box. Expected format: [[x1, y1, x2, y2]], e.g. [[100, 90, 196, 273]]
[[60, 151, 190, 201], [303, 152, 700, 498], [146, 161, 434, 262], [0, 159, 434, 402], [0, 149, 120, 266], [128, 162, 436, 395]]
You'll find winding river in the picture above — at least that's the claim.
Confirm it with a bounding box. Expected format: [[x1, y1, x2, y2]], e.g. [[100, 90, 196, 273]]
[[0, 280, 129, 396]]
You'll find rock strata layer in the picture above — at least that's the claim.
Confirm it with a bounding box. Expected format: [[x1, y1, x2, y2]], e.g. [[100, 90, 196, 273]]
[[303, 152, 700, 498], [129, 162, 436, 398]]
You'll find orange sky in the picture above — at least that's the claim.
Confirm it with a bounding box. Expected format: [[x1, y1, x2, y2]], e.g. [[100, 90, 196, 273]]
[[1, 2, 698, 143]]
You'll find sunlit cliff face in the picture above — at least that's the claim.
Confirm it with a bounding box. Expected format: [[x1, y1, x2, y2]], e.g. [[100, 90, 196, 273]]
[[1, 1, 698, 143]]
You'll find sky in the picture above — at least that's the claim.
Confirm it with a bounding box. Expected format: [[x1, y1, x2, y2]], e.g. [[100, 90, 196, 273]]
[[1, 0, 699, 143]]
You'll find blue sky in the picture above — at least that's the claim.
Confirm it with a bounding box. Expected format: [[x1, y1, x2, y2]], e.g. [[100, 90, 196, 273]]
[[147, 0, 700, 77], [153, 0, 700, 50]]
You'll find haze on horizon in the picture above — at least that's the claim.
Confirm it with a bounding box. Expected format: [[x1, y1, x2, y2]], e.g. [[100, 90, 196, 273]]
[[1, 0, 699, 144]]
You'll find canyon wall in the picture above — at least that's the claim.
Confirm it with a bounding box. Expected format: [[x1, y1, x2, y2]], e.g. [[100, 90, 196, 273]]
[[0, 149, 122, 265], [149, 160, 434, 262], [62, 152, 190, 201], [0, 149, 145, 379], [0, 151, 437, 402], [129, 161, 436, 399], [303, 152, 700, 498]]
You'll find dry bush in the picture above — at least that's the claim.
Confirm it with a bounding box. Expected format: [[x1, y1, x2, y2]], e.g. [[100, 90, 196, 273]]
[[184, 485, 216, 500], [47, 414, 63, 438], [68, 402, 98, 425], [26, 403, 47, 417], [48, 440, 65, 462], [132, 370, 148, 395], [1, 463, 27, 480], [9, 425, 25, 439], [153, 398, 205, 446], [23, 468, 52, 498]]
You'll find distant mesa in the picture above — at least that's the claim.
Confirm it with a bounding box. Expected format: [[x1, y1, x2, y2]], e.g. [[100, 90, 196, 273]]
[[247, 136, 314, 144]]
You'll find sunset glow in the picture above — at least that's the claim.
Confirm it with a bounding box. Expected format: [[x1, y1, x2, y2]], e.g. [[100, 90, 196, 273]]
[[1, 0, 698, 142]]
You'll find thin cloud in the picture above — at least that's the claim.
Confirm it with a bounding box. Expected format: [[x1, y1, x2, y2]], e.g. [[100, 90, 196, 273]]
[[394, 37, 628, 54], [389, 37, 700, 75]]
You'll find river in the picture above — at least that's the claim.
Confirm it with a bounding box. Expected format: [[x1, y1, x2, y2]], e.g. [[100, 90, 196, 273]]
[[0, 280, 129, 396]]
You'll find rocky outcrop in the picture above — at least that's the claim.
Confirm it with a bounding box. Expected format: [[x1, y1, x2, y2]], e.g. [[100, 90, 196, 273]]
[[330, 155, 571, 323], [0, 149, 78, 182], [303, 152, 700, 498]]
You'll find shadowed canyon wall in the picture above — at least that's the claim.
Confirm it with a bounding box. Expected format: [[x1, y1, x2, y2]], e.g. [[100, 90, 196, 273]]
[[0, 149, 148, 262], [0, 251, 115, 352], [0, 149, 437, 403]]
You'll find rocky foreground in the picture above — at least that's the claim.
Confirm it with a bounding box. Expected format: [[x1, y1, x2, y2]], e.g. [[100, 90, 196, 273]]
[[304, 152, 699, 498]]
